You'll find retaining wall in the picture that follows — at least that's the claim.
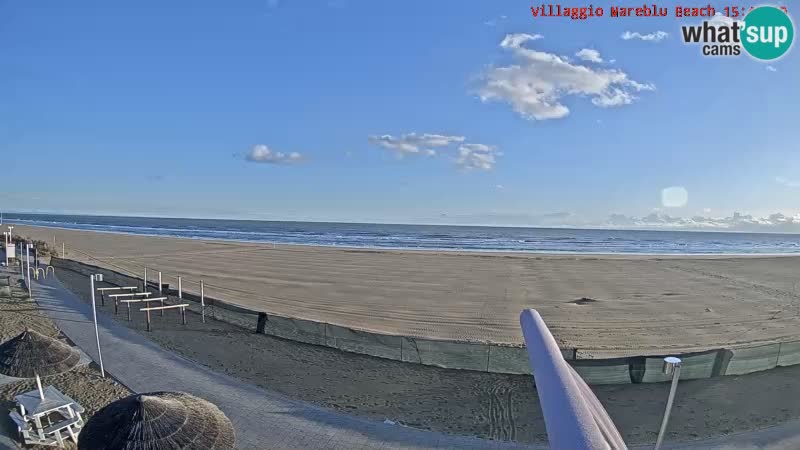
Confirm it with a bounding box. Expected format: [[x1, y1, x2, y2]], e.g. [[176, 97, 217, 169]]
[[50, 257, 800, 384]]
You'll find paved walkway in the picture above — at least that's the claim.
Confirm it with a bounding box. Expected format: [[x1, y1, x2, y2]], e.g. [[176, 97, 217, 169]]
[[20, 272, 800, 450], [31, 275, 535, 450]]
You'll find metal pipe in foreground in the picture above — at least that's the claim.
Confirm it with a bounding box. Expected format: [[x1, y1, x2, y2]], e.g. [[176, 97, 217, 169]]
[[520, 309, 627, 450], [654, 357, 682, 450]]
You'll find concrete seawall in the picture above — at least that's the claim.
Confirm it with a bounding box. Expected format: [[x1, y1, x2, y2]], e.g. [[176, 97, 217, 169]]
[[50, 257, 800, 385]]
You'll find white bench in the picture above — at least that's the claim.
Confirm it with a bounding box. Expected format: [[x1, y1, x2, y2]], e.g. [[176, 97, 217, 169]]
[[140, 303, 190, 331], [120, 297, 167, 321], [108, 292, 152, 313]]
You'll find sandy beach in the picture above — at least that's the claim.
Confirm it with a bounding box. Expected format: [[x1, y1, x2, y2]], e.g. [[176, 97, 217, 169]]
[[47, 259, 800, 446], [12, 224, 800, 357]]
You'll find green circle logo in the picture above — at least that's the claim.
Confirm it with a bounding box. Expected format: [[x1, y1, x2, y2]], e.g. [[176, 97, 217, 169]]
[[741, 6, 794, 60]]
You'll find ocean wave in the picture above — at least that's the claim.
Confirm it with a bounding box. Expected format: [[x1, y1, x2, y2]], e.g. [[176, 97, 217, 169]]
[[7, 214, 800, 254]]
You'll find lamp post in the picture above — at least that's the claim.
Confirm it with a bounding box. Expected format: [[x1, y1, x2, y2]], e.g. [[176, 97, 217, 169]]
[[654, 356, 682, 450], [89, 273, 106, 378], [25, 243, 32, 298], [200, 279, 205, 323], [2, 232, 8, 266]]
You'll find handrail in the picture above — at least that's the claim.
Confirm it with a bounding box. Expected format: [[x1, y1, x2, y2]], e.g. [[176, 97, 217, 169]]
[[520, 309, 628, 450]]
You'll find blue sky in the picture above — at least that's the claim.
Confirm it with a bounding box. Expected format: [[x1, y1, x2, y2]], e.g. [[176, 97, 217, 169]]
[[1, 0, 797, 227]]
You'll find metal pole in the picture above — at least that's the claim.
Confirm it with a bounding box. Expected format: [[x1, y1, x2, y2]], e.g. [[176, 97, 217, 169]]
[[25, 244, 31, 298], [158, 271, 162, 295], [200, 279, 205, 323], [178, 276, 182, 299], [143, 267, 147, 291], [62, 242, 65, 258], [90, 275, 106, 378], [654, 357, 682, 450]]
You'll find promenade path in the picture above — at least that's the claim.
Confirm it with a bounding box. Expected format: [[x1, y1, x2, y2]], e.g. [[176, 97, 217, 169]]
[[30, 275, 533, 450]]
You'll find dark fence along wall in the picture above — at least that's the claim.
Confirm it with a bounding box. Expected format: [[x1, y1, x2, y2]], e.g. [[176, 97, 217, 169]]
[[49, 257, 800, 384]]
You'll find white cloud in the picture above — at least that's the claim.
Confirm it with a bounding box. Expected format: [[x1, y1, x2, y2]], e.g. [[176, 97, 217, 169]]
[[484, 15, 508, 27], [776, 176, 800, 187], [428, 210, 800, 232], [766, 65, 778, 72], [707, 12, 740, 27], [621, 30, 669, 42], [369, 133, 499, 170], [368, 133, 465, 157], [456, 143, 500, 171], [244, 145, 303, 164], [478, 33, 654, 120], [496, 184, 505, 190], [606, 211, 800, 232], [499, 33, 543, 48], [575, 48, 603, 63]]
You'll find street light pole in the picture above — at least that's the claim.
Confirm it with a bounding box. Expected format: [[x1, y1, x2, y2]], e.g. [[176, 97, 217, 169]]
[[89, 274, 105, 378], [25, 243, 31, 298], [3, 232, 8, 266], [654, 356, 682, 450]]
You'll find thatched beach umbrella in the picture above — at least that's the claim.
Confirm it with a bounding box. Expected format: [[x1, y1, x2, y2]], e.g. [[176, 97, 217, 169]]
[[78, 391, 236, 450], [0, 329, 81, 379]]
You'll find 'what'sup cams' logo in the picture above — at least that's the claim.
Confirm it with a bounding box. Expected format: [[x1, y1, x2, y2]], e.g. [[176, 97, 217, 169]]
[[681, 6, 794, 59]]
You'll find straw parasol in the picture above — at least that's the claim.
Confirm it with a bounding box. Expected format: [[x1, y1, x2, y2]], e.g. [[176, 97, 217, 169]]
[[0, 329, 81, 379], [78, 391, 236, 450]]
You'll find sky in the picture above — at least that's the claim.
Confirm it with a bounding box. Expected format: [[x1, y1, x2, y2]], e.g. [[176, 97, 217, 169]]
[[0, 0, 798, 229]]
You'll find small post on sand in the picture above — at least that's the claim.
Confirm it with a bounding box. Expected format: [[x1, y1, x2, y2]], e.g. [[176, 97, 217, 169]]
[[25, 244, 31, 298], [62, 243, 65, 258], [178, 276, 182, 299], [200, 279, 205, 323], [158, 271, 162, 295], [143, 267, 147, 291]]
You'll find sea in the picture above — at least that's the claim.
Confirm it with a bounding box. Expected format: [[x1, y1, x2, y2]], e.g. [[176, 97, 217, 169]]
[[4, 213, 800, 255]]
